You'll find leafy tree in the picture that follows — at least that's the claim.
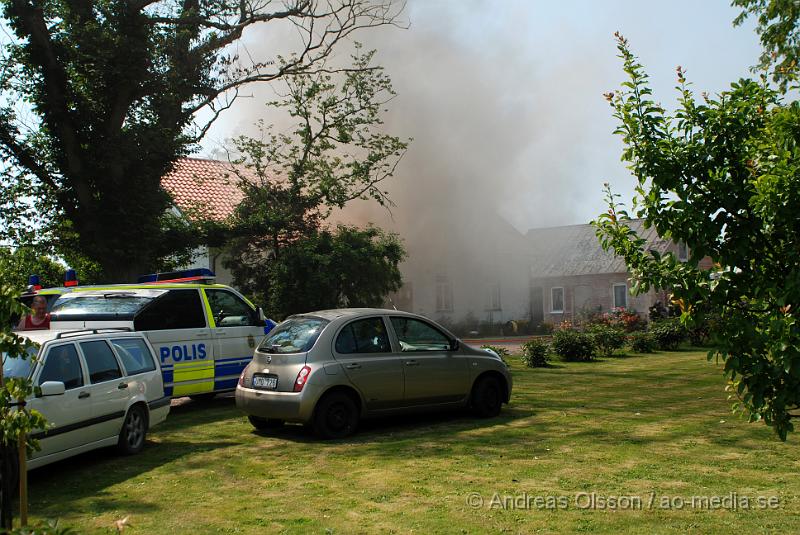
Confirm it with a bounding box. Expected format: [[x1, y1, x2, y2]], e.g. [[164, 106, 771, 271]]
[[734, 0, 800, 88], [0, 285, 47, 528], [595, 29, 800, 439], [218, 46, 409, 318], [0, 1, 403, 282], [0, 248, 64, 292], [242, 224, 405, 319]]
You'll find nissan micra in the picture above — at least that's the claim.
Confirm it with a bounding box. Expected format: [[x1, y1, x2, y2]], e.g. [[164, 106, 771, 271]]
[[235, 309, 512, 438]]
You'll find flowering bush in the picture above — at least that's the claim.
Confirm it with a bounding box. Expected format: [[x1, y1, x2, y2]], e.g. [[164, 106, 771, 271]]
[[587, 307, 645, 332]]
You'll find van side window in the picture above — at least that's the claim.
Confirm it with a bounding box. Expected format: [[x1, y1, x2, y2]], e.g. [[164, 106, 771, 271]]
[[81, 341, 123, 383], [111, 338, 156, 375], [205, 289, 258, 327], [134, 289, 206, 331], [335, 318, 391, 354], [39, 344, 84, 389]]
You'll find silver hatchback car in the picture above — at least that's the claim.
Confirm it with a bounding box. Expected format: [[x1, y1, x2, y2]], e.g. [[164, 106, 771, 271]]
[[235, 308, 512, 438]]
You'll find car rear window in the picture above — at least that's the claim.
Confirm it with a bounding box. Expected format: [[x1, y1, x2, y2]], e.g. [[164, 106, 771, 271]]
[[258, 317, 329, 354], [111, 338, 156, 375]]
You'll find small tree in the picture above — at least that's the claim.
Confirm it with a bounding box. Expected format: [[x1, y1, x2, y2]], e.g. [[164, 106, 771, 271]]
[[595, 30, 800, 439], [0, 286, 46, 529]]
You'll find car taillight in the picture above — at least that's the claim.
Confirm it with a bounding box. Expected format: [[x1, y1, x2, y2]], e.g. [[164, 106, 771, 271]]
[[294, 366, 311, 392], [238, 363, 251, 387]]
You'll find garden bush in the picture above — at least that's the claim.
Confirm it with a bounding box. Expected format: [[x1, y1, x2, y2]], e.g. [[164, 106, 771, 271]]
[[628, 331, 657, 353], [648, 318, 687, 350], [520, 339, 550, 367], [551, 329, 596, 361], [588, 325, 626, 357]]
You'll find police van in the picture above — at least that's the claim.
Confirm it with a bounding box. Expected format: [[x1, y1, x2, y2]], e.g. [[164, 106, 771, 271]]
[[44, 269, 269, 398]]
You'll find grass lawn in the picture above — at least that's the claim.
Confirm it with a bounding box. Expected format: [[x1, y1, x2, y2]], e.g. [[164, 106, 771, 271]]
[[25, 349, 800, 533]]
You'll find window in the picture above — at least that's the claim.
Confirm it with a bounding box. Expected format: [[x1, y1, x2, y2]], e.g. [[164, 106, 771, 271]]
[[205, 289, 258, 327], [435, 274, 453, 312], [258, 317, 329, 354], [613, 283, 628, 309], [81, 341, 122, 383], [112, 338, 156, 375], [677, 242, 688, 262], [551, 287, 564, 313], [486, 282, 501, 311], [335, 318, 391, 354], [390, 317, 451, 352], [134, 289, 206, 331], [39, 344, 84, 389]]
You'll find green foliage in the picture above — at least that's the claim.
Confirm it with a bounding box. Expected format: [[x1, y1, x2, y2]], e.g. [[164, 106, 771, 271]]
[[595, 28, 800, 438], [0, 248, 64, 292], [583, 307, 646, 332], [519, 339, 550, 368], [733, 0, 800, 89], [628, 331, 657, 353], [588, 325, 627, 358], [551, 329, 596, 362], [0, 2, 402, 281], [647, 319, 688, 351], [5, 518, 76, 534]]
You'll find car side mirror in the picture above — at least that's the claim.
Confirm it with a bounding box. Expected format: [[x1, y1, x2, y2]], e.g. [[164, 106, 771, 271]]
[[39, 381, 66, 397], [449, 339, 460, 351], [257, 307, 267, 322]]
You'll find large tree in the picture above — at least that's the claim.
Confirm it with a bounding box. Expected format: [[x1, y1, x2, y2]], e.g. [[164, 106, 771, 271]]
[[595, 12, 800, 440], [0, 0, 402, 282]]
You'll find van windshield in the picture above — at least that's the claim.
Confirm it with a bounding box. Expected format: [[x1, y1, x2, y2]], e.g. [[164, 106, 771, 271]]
[[51, 291, 164, 319], [258, 317, 329, 354]]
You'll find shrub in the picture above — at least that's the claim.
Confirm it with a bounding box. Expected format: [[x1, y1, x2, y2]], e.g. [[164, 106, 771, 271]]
[[588, 325, 626, 358], [648, 318, 687, 350], [551, 329, 596, 361], [585, 307, 646, 332], [480, 345, 510, 365], [520, 339, 550, 367], [628, 331, 657, 353]]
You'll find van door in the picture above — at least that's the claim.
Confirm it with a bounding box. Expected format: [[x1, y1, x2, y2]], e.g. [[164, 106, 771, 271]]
[[135, 289, 214, 397], [29, 343, 93, 458], [202, 288, 264, 392]]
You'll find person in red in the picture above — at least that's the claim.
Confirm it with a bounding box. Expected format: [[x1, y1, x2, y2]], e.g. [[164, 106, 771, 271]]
[[17, 295, 50, 330]]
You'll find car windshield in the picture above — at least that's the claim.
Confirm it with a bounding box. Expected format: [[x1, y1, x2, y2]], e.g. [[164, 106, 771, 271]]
[[2, 345, 39, 379], [51, 293, 157, 317], [258, 317, 329, 354]]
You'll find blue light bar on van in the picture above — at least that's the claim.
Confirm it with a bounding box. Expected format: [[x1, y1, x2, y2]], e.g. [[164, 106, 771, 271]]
[[64, 268, 79, 287], [28, 274, 42, 291], [138, 268, 216, 284]]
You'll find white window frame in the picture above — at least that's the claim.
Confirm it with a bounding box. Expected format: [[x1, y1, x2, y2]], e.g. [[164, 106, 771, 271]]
[[551, 287, 564, 313], [435, 278, 453, 313], [612, 283, 628, 309]]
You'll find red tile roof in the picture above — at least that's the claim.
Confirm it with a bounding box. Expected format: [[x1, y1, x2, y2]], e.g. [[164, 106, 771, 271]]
[[161, 157, 247, 221]]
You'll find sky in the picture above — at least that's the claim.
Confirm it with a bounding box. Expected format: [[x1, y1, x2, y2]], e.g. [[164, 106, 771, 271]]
[[199, 0, 763, 237]]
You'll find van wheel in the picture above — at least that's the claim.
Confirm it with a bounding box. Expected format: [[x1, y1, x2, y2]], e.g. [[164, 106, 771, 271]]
[[471, 376, 503, 418], [118, 405, 147, 455], [248, 416, 285, 430], [313, 392, 358, 439]]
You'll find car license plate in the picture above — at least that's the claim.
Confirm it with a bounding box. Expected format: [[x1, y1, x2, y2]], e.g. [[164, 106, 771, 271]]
[[253, 375, 278, 390]]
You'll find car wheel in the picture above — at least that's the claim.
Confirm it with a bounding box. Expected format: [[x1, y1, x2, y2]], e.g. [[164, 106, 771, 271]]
[[471, 376, 503, 418], [118, 405, 148, 455], [312, 392, 359, 439], [189, 392, 217, 402], [248, 416, 285, 430]]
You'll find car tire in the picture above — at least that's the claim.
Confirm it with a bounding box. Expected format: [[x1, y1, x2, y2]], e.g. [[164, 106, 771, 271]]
[[248, 416, 285, 431], [118, 404, 148, 455], [471, 376, 503, 418], [312, 392, 359, 439], [189, 393, 217, 402]]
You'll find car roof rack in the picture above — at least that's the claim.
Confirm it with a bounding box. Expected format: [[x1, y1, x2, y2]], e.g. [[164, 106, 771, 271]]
[[55, 327, 134, 339]]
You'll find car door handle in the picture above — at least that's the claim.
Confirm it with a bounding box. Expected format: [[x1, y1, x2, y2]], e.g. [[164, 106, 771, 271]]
[[78, 392, 90, 399], [345, 363, 361, 370], [216, 331, 228, 336], [118, 382, 129, 390], [405, 360, 419, 366], [195, 333, 209, 338]]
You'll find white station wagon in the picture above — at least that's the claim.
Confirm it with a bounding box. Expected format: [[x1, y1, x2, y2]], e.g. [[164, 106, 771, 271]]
[[2, 329, 170, 470]]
